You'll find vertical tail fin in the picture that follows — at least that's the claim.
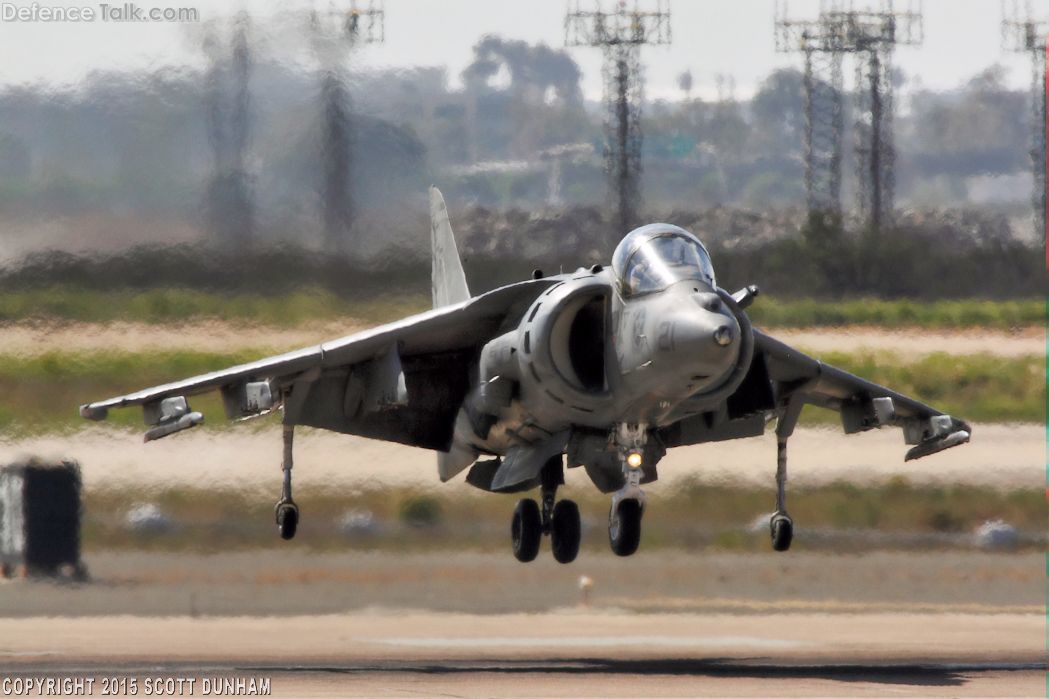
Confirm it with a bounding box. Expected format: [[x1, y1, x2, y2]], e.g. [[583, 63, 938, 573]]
[[430, 186, 471, 308], [430, 186, 475, 480]]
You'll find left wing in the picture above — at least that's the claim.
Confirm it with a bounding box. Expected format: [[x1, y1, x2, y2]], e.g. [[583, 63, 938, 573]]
[[755, 329, 971, 460], [79, 278, 556, 449]]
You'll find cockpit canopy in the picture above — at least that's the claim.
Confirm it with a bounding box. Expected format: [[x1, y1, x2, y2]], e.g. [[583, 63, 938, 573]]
[[611, 224, 716, 296]]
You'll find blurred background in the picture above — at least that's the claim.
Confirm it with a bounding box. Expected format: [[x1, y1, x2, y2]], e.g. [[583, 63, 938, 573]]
[[0, 0, 1042, 656]]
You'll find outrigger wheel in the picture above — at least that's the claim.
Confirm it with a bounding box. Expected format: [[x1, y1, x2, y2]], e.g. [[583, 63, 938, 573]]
[[276, 500, 299, 541], [770, 512, 793, 552]]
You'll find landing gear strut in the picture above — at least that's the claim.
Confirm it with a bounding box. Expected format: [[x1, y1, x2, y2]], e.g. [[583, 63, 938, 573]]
[[770, 400, 801, 552], [275, 423, 299, 540], [609, 423, 646, 557], [510, 456, 581, 564]]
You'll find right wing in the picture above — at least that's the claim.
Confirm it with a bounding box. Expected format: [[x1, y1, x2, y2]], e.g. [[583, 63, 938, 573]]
[[80, 278, 556, 450], [663, 328, 971, 463], [755, 329, 971, 461]]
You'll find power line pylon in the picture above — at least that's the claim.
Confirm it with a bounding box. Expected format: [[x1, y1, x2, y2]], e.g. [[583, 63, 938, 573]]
[[775, 2, 845, 227], [309, 0, 384, 252], [202, 12, 255, 248], [1002, 0, 1046, 239], [775, 1, 922, 232], [565, 0, 671, 242]]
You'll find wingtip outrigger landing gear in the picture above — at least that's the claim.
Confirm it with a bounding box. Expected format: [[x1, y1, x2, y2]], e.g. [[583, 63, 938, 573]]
[[275, 423, 299, 541], [770, 400, 801, 552], [770, 437, 793, 552]]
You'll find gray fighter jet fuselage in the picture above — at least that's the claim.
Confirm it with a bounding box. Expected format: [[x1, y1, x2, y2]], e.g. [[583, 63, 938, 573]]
[[446, 224, 755, 494]]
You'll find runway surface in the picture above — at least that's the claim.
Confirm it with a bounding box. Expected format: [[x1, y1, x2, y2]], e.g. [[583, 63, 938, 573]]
[[1, 611, 1042, 697]]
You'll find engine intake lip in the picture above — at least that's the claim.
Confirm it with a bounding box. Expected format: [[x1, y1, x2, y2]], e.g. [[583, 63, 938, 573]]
[[516, 274, 613, 415]]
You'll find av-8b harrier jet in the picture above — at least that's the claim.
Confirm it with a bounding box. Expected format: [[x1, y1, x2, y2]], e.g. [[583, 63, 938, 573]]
[[80, 188, 971, 563]]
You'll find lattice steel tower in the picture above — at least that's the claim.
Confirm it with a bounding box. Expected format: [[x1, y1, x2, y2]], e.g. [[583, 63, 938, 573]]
[[776, 1, 923, 232], [566, 0, 671, 240], [203, 13, 255, 248], [310, 0, 384, 252], [1002, 0, 1046, 239]]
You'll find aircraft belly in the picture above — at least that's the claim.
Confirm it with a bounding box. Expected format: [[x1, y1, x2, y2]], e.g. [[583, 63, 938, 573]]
[[465, 398, 569, 455], [458, 385, 611, 450]]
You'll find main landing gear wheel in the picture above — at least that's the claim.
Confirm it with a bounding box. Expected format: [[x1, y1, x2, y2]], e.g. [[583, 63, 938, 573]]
[[276, 501, 299, 541], [770, 513, 793, 552], [550, 499, 581, 564], [609, 499, 642, 557], [511, 498, 542, 562]]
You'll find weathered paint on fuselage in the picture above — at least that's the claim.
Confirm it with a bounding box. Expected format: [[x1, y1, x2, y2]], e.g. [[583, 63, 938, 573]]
[[453, 267, 751, 458]]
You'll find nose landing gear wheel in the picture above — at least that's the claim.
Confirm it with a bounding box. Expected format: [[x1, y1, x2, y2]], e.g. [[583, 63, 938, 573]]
[[609, 499, 642, 557], [770, 513, 793, 552], [276, 501, 299, 541], [511, 498, 542, 562], [550, 499, 581, 564]]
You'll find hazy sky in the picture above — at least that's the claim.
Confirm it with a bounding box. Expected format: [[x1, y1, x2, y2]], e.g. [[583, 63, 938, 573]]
[[0, 0, 1044, 99]]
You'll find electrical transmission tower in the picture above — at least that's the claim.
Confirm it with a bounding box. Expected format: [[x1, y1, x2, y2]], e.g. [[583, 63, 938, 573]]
[[775, 1, 922, 232], [309, 0, 384, 252], [565, 0, 671, 241], [1002, 0, 1046, 239], [775, 3, 845, 225], [202, 13, 255, 248]]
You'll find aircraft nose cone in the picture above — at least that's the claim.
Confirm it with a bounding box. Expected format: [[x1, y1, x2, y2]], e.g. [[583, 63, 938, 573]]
[[662, 308, 739, 368], [713, 325, 733, 347]]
